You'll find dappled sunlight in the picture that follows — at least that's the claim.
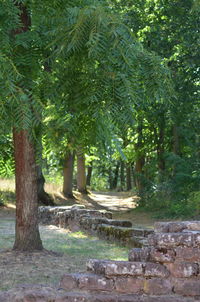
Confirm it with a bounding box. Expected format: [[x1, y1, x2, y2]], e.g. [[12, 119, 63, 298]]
[[68, 231, 88, 239], [0, 178, 15, 192], [6, 203, 16, 209], [89, 192, 138, 211]]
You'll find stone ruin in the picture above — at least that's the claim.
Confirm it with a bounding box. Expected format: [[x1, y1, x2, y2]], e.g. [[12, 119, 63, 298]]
[[38, 205, 153, 247], [55, 220, 200, 301], [1, 217, 200, 301]]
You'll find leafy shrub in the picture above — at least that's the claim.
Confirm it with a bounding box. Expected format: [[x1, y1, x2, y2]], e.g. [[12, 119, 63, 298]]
[[187, 191, 200, 216]]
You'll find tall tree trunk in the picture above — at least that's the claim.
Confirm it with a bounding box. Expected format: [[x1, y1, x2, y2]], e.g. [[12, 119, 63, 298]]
[[120, 161, 125, 191], [86, 163, 93, 186], [36, 125, 54, 206], [13, 130, 43, 251], [112, 161, 120, 189], [126, 163, 132, 191], [135, 157, 145, 194], [135, 120, 145, 195], [13, 2, 43, 251], [37, 166, 54, 205], [77, 151, 88, 194], [63, 151, 75, 198]]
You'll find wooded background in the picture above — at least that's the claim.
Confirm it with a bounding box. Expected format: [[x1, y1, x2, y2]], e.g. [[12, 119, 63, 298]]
[[0, 0, 199, 245]]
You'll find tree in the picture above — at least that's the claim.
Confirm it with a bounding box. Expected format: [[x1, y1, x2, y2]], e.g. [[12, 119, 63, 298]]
[[109, 0, 200, 211], [0, 0, 173, 251], [63, 150, 75, 198], [12, 2, 43, 250]]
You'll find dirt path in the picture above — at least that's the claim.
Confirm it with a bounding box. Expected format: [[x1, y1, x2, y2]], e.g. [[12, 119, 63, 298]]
[[55, 190, 156, 228], [76, 191, 138, 211]]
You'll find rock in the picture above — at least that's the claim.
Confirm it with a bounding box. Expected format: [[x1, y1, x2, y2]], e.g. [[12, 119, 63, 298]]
[[143, 278, 173, 295]]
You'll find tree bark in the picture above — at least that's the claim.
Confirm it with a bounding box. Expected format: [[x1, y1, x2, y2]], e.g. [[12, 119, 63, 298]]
[[77, 151, 88, 194], [135, 120, 145, 195], [37, 166, 54, 205], [12, 2, 43, 251], [63, 151, 75, 198], [126, 163, 132, 191], [86, 163, 93, 186], [120, 161, 125, 191], [13, 130, 43, 251], [112, 161, 120, 189], [135, 156, 145, 194]]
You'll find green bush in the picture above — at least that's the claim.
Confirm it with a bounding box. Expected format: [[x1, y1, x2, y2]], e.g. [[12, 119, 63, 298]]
[[187, 191, 200, 216]]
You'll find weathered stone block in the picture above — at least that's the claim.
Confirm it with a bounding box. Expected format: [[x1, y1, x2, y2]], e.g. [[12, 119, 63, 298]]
[[154, 222, 170, 233], [104, 261, 144, 277], [87, 259, 107, 275], [0, 285, 57, 302], [194, 233, 200, 247], [89, 293, 118, 302], [148, 233, 194, 248], [56, 292, 88, 302], [144, 278, 172, 295], [108, 220, 132, 228], [78, 274, 114, 292], [129, 237, 146, 248], [174, 279, 200, 296], [142, 296, 195, 302], [97, 224, 134, 242], [90, 294, 142, 302], [166, 262, 199, 278], [71, 209, 89, 217], [168, 222, 188, 233], [154, 221, 200, 233], [154, 222, 188, 233], [128, 248, 151, 262], [144, 263, 169, 278], [176, 246, 200, 261], [88, 259, 145, 276], [150, 248, 176, 263], [59, 210, 71, 228], [68, 218, 81, 232], [117, 295, 143, 302], [54, 211, 63, 226], [115, 277, 144, 294], [185, 221, 200, 231], [59, 273, 78, 290]]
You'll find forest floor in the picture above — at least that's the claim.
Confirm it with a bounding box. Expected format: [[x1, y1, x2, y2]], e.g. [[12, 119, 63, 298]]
[[0, 210, 129, 291], [0, 179, 169, 291]]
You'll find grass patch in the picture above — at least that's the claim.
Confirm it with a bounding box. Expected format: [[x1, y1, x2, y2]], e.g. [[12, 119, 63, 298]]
[[0, 216, 129, 290], [42, 228, 128, 261]]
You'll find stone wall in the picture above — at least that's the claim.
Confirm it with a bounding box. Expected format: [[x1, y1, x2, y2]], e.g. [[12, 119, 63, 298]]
[[58, 220, 200, 301], [1, 221, 200, 301], [39, 205, 152, 247]]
